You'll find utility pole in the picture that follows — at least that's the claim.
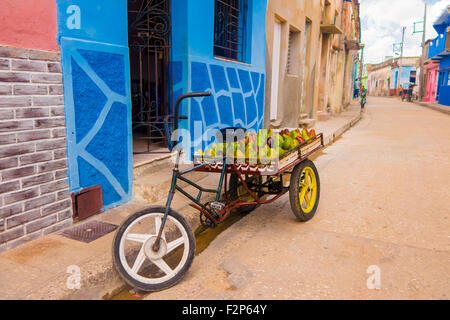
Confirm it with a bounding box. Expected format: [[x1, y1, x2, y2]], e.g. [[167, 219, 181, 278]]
[[359, 44, 365, 87], [419, 4, 428, 101], [398, 27, 406, 94]]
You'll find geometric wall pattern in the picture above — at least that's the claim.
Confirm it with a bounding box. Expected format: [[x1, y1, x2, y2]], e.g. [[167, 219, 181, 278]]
[[61, 38, 133, 209], [173, 60, 265, 152]]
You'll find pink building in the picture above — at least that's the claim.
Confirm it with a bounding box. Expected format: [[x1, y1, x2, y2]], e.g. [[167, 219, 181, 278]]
[[423, 61, 439, 103]]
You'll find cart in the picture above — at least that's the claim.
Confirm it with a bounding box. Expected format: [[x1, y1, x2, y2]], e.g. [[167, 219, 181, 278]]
[[112, 93, 324, 292]]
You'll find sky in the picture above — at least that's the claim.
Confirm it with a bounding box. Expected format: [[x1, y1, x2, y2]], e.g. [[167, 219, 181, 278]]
[[360, 0, 449, 64]]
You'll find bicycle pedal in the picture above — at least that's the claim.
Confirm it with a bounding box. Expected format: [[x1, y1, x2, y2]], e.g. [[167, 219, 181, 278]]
[[210, 201, 225, 212]]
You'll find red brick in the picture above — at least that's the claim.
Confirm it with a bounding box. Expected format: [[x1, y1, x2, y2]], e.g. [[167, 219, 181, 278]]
[[43, 219, 72, 235], [20, 152, 52, 166], [50, 106, 65, 117], [0, 157, 18, 170], [31, 73, 61, 84], [57, 189, 70, 201], [0, 133, 16, 145], [21, 173, 54, 189], [17, 130, 51, 143], [54, 169, 68, 180], [42, 199, 71, 216], [40, 179, 68, 195], [0, 72, 30, 83], [36, 138, 66, 152], [33, 96, 63, 106], [3, 187, 39, 205], [0, 143, 34, 157], [6, 230, 42, 250], [0, 226, 24, 244], [14, 85, 48, 95], [49, 85, 63, 95], [57, 209, 72, 221], [2, 166, 36, 181], [0, 109, 14, 120], [0, 181, 20, 195], [47, 63, 61, 73], [0, 84, 12, 95], [0, 58, 9, 70], [0, 96, 32, 108], [28, 50, 60, 62], [26, 214, 57, 233], [52, 128, 66, 138], [24, 193, 56, 211], [53, 148, 67, 160], [0, 46, 29, 59], [6, 209, 41, 229], [38, 160, 67, 173], [0, 203, 22, 219], [11, 60, 46, 72], [34, 118, 65, 129], [16, 107, 49, 119]]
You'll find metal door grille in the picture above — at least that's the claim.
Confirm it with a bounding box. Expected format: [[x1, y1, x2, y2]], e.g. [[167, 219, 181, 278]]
[[128, 0, 173, 153]]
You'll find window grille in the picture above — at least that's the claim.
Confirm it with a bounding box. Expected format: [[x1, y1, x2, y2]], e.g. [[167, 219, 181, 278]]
[[213, 0, 248, 62]]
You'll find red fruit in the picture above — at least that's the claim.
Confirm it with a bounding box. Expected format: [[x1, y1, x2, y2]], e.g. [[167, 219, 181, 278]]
[[296, 136, 305, 143], [308, 129, 316, 138]]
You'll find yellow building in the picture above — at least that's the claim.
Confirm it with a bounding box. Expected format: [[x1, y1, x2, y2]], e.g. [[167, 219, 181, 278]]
[[265, 0, 362, 129]]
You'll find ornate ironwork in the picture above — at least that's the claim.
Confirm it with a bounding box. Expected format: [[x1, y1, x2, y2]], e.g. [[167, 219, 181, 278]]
[[128, 0, 173, 153], [213, 0, 248, 62]]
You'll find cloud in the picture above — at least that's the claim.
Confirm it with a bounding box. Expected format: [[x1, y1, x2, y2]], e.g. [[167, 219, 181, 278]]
[[360, 0, 449, 64]]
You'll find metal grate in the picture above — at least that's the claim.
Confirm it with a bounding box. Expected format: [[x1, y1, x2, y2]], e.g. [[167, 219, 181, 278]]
[[213, 0, 248, 62], [59, 220, 118, 243]]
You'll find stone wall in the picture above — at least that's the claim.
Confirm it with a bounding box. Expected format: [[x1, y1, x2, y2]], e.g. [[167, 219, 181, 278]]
[[0, 45, 72, 252]]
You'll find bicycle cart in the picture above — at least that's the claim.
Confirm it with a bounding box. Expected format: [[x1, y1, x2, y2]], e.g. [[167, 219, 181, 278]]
[[113, 93, 324, 292]]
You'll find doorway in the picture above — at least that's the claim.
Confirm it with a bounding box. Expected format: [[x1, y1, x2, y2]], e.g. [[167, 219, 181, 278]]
[[127, 0, 173, 157]]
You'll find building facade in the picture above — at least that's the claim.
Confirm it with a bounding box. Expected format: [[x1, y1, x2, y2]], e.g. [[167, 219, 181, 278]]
[[0, 0, 73, 251], [1, 0, 267, 250], [428, 6, 450, 106], [264, 0, 362, 128]]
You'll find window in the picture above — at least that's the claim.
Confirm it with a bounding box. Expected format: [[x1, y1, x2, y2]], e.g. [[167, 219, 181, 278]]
[[213, 0, 249, 62], [286, 29, 300, 75]]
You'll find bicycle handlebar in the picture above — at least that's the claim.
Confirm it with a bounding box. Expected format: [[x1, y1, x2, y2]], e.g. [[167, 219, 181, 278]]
[[172, 92, 212, 146]]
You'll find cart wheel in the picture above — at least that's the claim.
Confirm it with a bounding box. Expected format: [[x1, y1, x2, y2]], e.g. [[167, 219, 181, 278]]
[[112, 206, 195, 292], [289, 159, 320, 221], [229, 174, 262, 214]]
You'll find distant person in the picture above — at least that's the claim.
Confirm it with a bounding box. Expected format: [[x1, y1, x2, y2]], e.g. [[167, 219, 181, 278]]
[[354, 78, 361, 98]]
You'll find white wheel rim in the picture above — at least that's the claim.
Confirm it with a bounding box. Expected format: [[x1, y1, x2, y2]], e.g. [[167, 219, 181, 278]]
[[119, 213, 190, 284]]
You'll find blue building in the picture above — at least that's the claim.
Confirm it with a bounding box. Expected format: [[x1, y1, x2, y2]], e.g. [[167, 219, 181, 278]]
[[55, 0, 267, 211], [428, 6, 450, 106]]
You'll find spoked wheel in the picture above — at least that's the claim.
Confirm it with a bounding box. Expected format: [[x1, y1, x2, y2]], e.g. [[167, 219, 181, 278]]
[[289, 159, 320, 221], [112, 206, 195, 292], [229, 174, 262, 214]]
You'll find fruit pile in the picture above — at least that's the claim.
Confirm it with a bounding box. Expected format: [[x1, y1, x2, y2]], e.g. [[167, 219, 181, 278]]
[[196, 128, 317, 161]]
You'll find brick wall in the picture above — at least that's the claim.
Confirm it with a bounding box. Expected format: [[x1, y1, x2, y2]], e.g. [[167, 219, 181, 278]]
[[0, 45, 72, 252]]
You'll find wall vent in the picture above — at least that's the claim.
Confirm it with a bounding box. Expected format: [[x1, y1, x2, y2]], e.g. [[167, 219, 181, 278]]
[[71, 185, 103, 221]]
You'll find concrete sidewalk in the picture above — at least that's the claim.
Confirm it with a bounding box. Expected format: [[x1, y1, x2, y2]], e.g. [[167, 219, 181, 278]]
[[0, 104, 362, 300], [413, 101, 450, 115]]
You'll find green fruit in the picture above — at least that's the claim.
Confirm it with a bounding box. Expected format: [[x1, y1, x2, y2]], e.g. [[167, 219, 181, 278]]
[[282, 136, 294, 150]]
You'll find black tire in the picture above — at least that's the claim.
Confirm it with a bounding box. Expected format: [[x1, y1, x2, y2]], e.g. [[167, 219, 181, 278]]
[[229, 174, 261, 214], [289, 159, 320, 222], [112, 206, 195, 292]]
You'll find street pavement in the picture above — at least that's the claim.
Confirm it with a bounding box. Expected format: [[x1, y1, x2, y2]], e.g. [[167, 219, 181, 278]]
[[145, 97, 450, 300]]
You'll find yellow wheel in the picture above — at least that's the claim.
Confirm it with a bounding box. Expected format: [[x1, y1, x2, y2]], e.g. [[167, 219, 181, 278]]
[[289, 159, 320, 221]]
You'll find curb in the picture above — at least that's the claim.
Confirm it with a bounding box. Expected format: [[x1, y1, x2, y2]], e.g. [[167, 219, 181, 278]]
[[322, 113, 362, 147], [413, 101, 450, 115]]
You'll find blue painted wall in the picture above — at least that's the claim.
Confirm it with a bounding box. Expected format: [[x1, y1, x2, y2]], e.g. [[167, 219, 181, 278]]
[[172, 0, 267, 154], [56, 0, 267, 209], [437, 57, 450, 106], [390, 66, 415, 89], [56, 0, 133, 210]]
